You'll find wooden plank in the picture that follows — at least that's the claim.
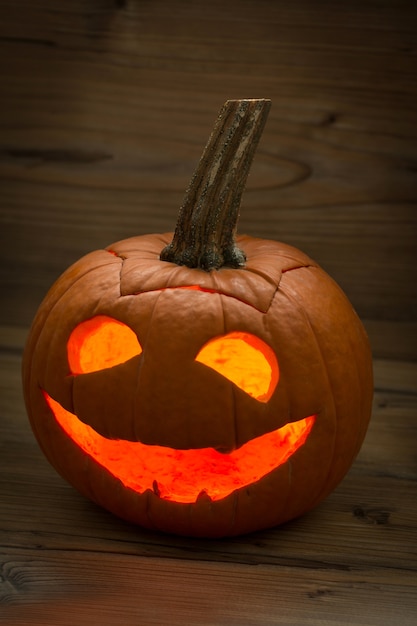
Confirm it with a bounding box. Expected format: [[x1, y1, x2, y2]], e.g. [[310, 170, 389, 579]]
[[373, 359, 417, 394], [1, 547, 417, 626], [363, 320, 417, 364]]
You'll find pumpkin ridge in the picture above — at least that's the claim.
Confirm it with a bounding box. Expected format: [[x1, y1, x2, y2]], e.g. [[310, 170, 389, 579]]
[[272, 454, 293, 526], [144, 478, 156, 531], [284, 268, 372, 509], [332, 303, 373, 470], [213, 288, 238, 453], [117, 255, 124, 298], [278, 280, 338, 511], [335, 322, 365, 468], [132, 288, 165, 443], [228, 488, 239, 536], [222, 297, 240, 453]]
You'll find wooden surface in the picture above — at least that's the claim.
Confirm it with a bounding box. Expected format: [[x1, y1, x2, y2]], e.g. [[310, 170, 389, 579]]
[[1, 1, 417, 624]]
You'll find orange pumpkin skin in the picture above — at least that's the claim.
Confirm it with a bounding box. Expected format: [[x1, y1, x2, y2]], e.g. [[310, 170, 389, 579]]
[[22, 232, 373, 537]]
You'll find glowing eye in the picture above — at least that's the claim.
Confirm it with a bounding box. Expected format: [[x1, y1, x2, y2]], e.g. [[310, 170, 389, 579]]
[[67, 315, 142, 375], [196, 332, 279, 402]]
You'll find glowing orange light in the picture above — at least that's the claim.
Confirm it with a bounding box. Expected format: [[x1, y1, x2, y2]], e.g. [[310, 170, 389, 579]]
[[196, 332, 279, 402], [44, 392, 315, 503], [67, 316, 142, 375]]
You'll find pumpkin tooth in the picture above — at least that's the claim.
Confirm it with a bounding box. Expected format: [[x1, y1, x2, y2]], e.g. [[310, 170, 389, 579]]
[[152, 480, 161, 497], [197, 489, 212, 503]]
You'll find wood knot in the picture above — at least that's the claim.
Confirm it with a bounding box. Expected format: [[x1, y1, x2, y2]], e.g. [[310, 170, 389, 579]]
[[307, 586, 333, 599], [319, 112, 338, 126], [352, 506, 392, 525]]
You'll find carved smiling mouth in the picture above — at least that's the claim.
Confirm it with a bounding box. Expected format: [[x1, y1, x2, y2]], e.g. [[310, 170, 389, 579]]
[[44, 391, 315, 504]]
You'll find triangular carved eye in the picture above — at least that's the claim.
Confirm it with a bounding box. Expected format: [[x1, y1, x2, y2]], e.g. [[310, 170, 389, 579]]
[[195, 332, 279, 402], [67, 315, 142, 375]]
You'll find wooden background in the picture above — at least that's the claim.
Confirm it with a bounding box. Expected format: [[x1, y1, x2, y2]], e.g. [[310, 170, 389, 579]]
[[1, 0, 416, 360], [1, 1, 417, 624]]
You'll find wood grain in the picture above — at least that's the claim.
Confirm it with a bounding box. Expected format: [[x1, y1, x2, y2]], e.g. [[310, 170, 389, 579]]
[[2, 549, 416, 626], [1, 0, 416, 360]]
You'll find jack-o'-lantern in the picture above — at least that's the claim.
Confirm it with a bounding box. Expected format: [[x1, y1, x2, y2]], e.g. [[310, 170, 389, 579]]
[[22, 100, 373, 537]]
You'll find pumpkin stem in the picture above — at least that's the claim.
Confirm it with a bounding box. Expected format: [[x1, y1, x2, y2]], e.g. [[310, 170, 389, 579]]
[[160, 98, 271, 271]]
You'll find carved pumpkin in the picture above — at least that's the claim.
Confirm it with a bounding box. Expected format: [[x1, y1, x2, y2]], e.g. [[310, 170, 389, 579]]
[[22, 100, 373, 537]]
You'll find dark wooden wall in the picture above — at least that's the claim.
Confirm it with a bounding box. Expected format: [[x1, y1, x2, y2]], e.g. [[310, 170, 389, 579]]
[[1, 0, 416, 359]]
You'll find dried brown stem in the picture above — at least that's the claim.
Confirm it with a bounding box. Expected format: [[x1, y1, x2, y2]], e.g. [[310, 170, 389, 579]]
[[160, 98, 271, 271]]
